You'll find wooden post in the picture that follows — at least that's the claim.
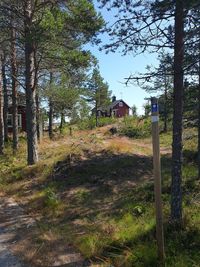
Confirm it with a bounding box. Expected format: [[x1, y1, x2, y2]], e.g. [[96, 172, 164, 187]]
[[151, 97, 165, 262], [69, 126, 72, 136]]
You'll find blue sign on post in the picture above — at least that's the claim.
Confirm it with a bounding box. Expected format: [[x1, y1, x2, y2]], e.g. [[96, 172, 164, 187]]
[[151, 103, 158, 113]]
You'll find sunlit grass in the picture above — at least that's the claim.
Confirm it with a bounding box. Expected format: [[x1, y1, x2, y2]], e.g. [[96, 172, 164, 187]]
[[0, 127, 200, 266]]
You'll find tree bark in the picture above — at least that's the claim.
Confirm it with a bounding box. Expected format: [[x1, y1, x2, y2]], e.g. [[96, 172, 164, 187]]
[[36, 93, 41, 143], [1, 53, 8, 142], [0, 54, 4, 155], [60, 112, 65, 134], [48, 72, 53, 139], [95, 99, 98, 127], [171, 0, 184, 224], [49, 98, 53, 139], [198, 39, 200, 179], [163, 75, 168, 133], [24, 1, 38, 165], [11, 23, 18, 153]]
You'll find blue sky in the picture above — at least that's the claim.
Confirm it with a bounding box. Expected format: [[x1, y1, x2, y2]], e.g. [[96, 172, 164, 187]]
[[89, 45, 158, 114], [88, 2, 159, 115]]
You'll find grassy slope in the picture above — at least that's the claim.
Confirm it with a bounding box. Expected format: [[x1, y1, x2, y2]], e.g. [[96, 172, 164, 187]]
[[0, 127, 200, 267]]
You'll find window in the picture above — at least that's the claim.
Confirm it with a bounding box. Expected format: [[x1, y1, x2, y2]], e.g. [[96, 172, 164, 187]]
[[18, 114, 22, 127], [7, 115, 12, 127], [119, 102, 123, 107], [7, 114, 22, 128]]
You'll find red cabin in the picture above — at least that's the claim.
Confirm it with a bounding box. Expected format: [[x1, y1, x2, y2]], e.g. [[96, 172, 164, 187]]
[[108, 99, 130, 117], [7, 105, 26, 132], [95, 97, 130, 118]]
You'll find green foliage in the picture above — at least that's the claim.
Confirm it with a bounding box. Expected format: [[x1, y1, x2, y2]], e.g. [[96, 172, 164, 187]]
[[40, 8, 65, 35], [67, 0, 104, 42], [77, 116, 96, 130], [43, 187, 61, 209], [143, 102, 151, 117], [97, 117, 117, 127], [132, 205, 145, 216], [119, 116, 151, 138], [76, 233, 110, 258], [36, 0, 105, 131], [75, 188, 91, 203], [77, 116, 116, 130], [131, 104, 137, 116], [86, 67, 112, 110]]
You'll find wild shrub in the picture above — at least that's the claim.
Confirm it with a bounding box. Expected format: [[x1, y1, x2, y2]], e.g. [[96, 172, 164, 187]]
[[77, 117, 96, 130], [119, 116, 151, 138], [44, 187, 60, 209], [77, 116, 117, 130]]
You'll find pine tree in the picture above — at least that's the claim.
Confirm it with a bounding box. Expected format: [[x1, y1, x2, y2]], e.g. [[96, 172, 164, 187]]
[[99, 0, 200, 224], [87, 67, 111, 126], [0, 0, 104, 165]]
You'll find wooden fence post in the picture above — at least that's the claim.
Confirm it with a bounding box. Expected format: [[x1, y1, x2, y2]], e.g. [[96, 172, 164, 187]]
[[151, 97, 165, 263]]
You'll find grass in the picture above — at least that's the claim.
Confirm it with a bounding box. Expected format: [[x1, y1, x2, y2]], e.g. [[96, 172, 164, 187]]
[[118, 117, 151, 139], [0, 127, 200, 266]]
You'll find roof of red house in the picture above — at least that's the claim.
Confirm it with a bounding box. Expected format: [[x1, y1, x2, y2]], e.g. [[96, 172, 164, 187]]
[[92, 99, 130, 112], [107, 99, 130, 110]]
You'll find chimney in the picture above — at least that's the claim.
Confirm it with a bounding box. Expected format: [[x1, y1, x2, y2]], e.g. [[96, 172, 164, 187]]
[[112, 96, 116, 102]]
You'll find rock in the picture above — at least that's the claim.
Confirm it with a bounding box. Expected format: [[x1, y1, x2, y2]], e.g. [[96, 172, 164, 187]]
[[109, 127, 117, 135]]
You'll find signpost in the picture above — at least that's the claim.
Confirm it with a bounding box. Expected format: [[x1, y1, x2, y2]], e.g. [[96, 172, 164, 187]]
[[151, 97, 165, 262]]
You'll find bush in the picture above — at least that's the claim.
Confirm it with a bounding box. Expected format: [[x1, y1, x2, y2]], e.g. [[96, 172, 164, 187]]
[[119, 116, 151, 138], [77, 116, 117, 130], [98, 117, 117, 127], [77, 117, 96, 130], [44, 187, 60, 209]]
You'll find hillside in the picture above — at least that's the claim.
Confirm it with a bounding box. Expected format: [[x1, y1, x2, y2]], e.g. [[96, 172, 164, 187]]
[[0, 125, 200, 267]]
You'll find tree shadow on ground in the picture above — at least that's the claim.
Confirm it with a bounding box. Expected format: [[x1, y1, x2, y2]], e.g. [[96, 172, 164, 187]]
[[23, 150, 154, 220], [3, 151, 200, 267], [15, 150, 155, 266]]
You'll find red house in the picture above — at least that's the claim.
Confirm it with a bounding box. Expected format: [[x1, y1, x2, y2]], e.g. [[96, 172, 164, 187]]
[[108, 99, 130, 117], [8, 105, 26, 132], [96, 96, 130, 118]]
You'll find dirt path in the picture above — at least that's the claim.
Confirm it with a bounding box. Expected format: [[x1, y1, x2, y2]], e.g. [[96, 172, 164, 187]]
[[0, 195, 90, 267], [0, 232, 26, 267], [0, 197, 30, 267]]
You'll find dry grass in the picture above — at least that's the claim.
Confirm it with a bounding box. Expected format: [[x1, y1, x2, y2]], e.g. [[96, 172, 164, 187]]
[[0, 127, 200, 267]]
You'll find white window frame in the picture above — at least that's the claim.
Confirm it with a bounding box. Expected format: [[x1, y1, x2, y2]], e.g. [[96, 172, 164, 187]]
[[7, 114, 22, 128], [119, 102, 123, 107]]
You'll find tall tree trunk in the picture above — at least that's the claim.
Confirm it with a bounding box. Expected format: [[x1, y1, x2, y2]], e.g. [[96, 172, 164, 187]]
[[48, 72, 53, 139], [198, 39, 200, 179], [60, 112, 65, 134], [95, 100, 98, 127], [1, 53, 8, 142], [171, 0, 184, 224], [49, 98, 53, 139], [163, 75, 168, 133], [24, 1, 38, 165], [0, 54, 4, 155], [36, 93, 41, 143], [11, 23, 18, 153]]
